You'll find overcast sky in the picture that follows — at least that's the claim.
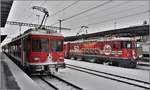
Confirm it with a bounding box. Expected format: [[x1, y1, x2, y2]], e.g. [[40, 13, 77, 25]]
[[1, 0, 149, 45]]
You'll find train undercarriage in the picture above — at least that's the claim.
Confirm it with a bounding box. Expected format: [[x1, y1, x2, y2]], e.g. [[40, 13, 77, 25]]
[[67, 55, 137, 68]]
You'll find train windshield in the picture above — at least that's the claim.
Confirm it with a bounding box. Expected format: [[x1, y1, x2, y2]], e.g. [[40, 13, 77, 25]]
[[121, 41, 132, 49], [32, 38, 49, 52], [136, 43, 141, 48], [125, 41, 132, 49], [51, 40, 63, 52]]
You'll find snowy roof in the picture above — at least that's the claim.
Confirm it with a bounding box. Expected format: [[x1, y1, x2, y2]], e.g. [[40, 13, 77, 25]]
[[11, 28, 63, 42], [68, 37, 134, 43]]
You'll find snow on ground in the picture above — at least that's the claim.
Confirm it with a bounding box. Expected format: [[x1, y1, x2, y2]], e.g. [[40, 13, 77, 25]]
[[31, 76, 55, 90], [55, 68, 144, 90], [65, 59, 149, 83]]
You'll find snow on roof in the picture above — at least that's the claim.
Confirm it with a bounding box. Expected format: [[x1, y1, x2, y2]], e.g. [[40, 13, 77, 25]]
[[68, 37, 134, 43], [11, 28, 63, 42]]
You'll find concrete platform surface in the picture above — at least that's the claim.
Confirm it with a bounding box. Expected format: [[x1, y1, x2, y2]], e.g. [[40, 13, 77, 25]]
[[0, 52, 42, 90]]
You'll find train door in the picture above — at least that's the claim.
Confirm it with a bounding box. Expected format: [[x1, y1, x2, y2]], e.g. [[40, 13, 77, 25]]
[[22, 37, 28, 66], [21, 38, 24, 66]]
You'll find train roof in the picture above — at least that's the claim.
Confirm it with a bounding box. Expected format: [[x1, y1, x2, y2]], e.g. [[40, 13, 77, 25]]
[[11, 28, 63, 42], [67, 37, 135, 43], [64, 25, 149, 41]]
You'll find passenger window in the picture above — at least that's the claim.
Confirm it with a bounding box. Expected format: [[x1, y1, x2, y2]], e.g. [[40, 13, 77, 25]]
[[127, 43, 131, 48], [125, 41, 131, 49]]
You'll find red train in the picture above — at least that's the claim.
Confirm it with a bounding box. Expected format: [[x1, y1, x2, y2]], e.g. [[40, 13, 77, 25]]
[[64, 37, 142, 68], [2, 28, 65, 74]]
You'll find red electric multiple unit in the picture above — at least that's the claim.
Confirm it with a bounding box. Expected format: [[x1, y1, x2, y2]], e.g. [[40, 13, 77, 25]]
[[64, 37, 142, 68], [2, 28, 65, 74]]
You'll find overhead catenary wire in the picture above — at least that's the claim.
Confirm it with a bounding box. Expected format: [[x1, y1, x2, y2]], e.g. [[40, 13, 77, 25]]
[[51, 0, 112, 26], [23, 1, 47, 23], [50, 1, 128, 27], [62, 0, 112, 22], [62, 1, 148, 30], [71, 10, 149, 30], [60, 1, 130, 24], [49, 0, 80, 17], [88, 10, 149, 26]]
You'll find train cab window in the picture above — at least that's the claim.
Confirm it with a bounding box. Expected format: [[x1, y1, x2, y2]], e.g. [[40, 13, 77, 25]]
[[125, 41, 131, 49], [32, 38, 49, 52], [121, 41, 132, 49], [51, 40, 63, 52], [136, 43, 141, 48], [136, 43, 142, 51]]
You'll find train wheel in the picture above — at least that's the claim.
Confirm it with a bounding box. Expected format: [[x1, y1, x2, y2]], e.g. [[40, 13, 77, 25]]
[[55, 65, 58, 72], [71, 57, 74, 60], [25, 66, 31, 76], [95, 59, 103, 64], [118, 60, 137, 68], [77, 57, 82, 61], [103, 61, 109, 65], [55, 68, 58, 72], [129, 61, 137, 68], [111, 61, 119, 66], [63, 63, 66, 68], [89, 58, 96, 63]]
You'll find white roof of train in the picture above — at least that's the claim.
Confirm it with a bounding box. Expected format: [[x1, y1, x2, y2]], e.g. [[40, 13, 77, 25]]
[[11, 28, 63, 42], [67, 37, 135, 44]]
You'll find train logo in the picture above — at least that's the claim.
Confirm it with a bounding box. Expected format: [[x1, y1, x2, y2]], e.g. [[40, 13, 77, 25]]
[[47, 54, 52, 61], [103, 45, 111, 55], [74, 46, 80, 52]]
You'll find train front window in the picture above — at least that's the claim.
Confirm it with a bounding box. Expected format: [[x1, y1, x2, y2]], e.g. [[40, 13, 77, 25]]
[[51, 40, 63, 52], [136, 43, 141, 48], [125, 41, 131, 49], [121, 41, 132, 49], [32, 38, 49, 52]]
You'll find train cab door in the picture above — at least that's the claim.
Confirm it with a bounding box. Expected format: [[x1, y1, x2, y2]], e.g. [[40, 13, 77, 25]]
[[22, 37, 28, 66], [21, 38, 24, 66]]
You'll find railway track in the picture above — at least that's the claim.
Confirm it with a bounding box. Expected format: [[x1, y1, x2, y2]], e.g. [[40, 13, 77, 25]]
[[32, 75, 82, 90], [66, 64, 150, 90], [136, 64, 150, 71]]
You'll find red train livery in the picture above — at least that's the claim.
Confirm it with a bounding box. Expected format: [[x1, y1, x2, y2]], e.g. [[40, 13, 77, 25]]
[[64, 37, 142, 68], [2, 28, 65, 74]]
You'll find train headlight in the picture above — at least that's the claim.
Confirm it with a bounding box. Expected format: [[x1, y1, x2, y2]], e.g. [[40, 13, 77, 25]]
[[33, 57, 40, 61], [139, 55, 142, 58], [59, 57, 64, 60]]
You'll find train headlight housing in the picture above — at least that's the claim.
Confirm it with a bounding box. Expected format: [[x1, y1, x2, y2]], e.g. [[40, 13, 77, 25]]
[[33, 57, 40, 61], [59, 57, 64, 60], [139, 55, 142, 58]]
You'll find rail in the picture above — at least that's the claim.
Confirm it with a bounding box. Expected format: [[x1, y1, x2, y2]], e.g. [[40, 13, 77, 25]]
[[36, 75, 82, 90], [66, 64, 150, 89]]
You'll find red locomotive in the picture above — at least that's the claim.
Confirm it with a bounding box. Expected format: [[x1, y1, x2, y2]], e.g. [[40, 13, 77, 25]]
[[64, 37, 142, 68], [2, 28, 65, 74]]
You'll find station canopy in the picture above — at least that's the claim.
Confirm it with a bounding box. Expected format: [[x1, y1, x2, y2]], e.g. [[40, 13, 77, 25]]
[[1, 0, 13, 27]]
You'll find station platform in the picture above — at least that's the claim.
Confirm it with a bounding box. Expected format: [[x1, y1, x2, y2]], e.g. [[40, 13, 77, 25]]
[[0, 52, 42, 90]]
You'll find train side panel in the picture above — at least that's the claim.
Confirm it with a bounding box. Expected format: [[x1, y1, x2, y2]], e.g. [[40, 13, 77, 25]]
[[64, 39, 141, 68]]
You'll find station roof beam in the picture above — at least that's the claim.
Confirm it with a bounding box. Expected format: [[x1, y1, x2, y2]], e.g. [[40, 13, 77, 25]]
[[1, 0, 13, 27]]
